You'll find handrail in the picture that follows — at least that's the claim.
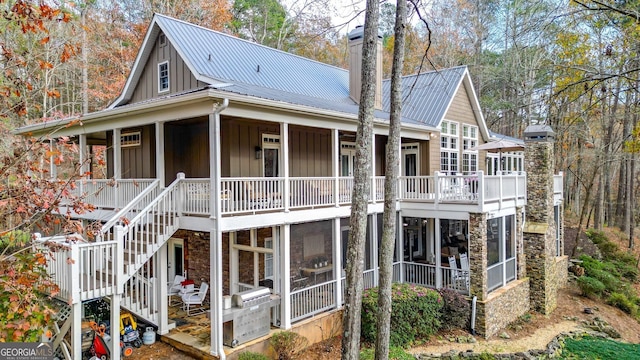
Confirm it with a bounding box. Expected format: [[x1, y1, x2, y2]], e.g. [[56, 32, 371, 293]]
[[99, 179, 161, 234], [124, 178, 179, 228]]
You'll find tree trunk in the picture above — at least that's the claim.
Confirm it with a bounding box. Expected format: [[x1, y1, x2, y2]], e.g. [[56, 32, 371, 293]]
[[374, 1, 406, 359], [82, 8, 89, 115], [341, 1, 379, 359]]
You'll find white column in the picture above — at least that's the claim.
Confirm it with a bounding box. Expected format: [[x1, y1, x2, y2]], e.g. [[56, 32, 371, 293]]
[[110, 293, 121, 360], [230, 232, 238, 294], [210, 228, 225, 359], [333, 129, 339, 207], [113, 129, 121, 179], [79, 134, 88, 176], [70, 302, 82, 360], [371, 215, 379, 287], [435, 218, 442, 288], [209, 112, 221, 219], [157, 244, 169, 334], [371, 133, 376, 203], [397, 213, 404, 283], [156, 122, 165, 187], [333, 218, 342, 307], [281, 122, 290, 212], [280, 224, 291, 329], [49, 139, 57, 179]]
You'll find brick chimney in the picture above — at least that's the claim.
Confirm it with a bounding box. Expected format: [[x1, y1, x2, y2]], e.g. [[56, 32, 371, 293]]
[[347, 26, 383, 109]]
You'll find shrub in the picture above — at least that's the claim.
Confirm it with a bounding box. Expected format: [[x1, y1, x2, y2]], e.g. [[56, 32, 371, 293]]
[[238, 352, 270, 360], [361, 283, 443, 348], [359, 346, 415, 360], [586, 229, 608, 245], [607, 293, 638, 316], [270, 331, 308, 360], [577, 276, 605, 298], [612, 260, 639, 282], [437, 288, 470, 331], [587, 268, 621, 293]]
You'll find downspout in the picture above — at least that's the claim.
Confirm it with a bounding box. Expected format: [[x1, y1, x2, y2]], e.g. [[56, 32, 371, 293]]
[[211, 98, 229, 360], [470, 295, 477, 335]]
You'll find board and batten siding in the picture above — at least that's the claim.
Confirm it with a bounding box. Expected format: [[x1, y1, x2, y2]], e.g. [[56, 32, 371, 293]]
[[164, 117, 210, 184], [289, 125, 332, 177], [106, 125, 157, 179], [221, 118, 279, 178], [129, 32, 207, 105]]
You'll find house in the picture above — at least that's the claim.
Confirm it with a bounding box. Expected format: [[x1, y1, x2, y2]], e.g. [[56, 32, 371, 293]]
[[17, 14, 567, 360]]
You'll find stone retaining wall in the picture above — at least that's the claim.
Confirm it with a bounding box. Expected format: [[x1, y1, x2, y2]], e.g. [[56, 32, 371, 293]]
[[475, 278, 530, 338]]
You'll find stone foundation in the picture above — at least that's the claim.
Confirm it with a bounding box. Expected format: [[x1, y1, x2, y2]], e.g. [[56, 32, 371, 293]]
[[475, 278, 530, 338]]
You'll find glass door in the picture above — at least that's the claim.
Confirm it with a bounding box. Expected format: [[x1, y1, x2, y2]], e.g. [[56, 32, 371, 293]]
[[401, 144, 419, 193], [168, 238, 185, 281], [340, 142, 357, 177]]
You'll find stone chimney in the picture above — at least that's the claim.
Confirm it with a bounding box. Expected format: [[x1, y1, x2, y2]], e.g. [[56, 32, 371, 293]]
[[347, 26, 383, 109], [523, 125, 565, 315]]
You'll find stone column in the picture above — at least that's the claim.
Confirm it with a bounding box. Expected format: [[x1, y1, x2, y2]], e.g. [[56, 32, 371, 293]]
[[468, 212, 488, 301], [515, 206, 526, 279], [523, 125, 559, 315]]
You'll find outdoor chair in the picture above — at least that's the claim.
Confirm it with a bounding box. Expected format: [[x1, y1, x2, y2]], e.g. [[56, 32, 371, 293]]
[[181, 282, 209, 316], [448, 255, 469, 291], [168, 275, 185, 306]]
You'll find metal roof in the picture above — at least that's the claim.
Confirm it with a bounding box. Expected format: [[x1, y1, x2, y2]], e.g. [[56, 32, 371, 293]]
[[156, 15, 350, 102], [381, 66, 466, 127], [111, 14, 469, 131]]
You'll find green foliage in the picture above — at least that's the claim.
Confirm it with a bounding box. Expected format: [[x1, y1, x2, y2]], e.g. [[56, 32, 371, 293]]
[[576, 276, 605, 298], [361, 283, 443, 348], [607, 293, 638, 316], [560, 335, 640, 359], [437, 288, 470, 330], [237, 352, 270, 360], [269, 331, 308, 360], [359, 346, 415, 360]]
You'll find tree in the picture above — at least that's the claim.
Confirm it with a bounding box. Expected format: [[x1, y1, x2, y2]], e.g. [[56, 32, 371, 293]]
[[341, 0, 379, 358], [0, 0, 99, 342], [375, 1, 406, 359]]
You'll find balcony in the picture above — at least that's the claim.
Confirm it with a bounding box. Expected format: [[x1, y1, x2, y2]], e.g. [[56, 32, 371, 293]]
[[178, 171, 528, 216]]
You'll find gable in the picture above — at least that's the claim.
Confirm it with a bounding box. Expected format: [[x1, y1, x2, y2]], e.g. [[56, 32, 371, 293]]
[[126, 31, 207, 106], [444, 85, 478, 128]]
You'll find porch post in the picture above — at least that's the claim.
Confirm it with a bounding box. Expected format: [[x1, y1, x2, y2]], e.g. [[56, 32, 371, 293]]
[[280, 224, 292, 329], [333, 129, 339, 207], [113, 128, 121, 179], [70, 302, 82, 360], [109, 293, 121, 360], [281, 122, 290, 212], [210, 229, 225, 358], [78, 134, 87, 196], [468, 213, 488, 300], [371, 215, 379, 287], [49, 139, 57, 179], [371, 133, 376, 204], [113, 128, 122, 208], [435, 218, 441, 288], [155, 122, 165, 187], [397, 212, 404, 283], [210, 109, 222, 219], [156, 244, 169, 334], [229, 232, 238, 294], [333, 217, 342, 307]]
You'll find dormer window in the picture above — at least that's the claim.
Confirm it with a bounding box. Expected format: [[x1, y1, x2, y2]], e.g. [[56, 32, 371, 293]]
[[158, 61, 169, 93]]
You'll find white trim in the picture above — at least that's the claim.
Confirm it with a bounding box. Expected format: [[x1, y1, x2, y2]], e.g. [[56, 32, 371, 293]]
[[158, 61, 169, 93]]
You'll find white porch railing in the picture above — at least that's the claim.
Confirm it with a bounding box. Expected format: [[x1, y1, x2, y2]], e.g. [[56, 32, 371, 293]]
[[441, 266, 470, 294], [554, 172, 563, 196], [290, 281, 337, 322], [69, 179, 157, 209], [289, 177, 335, 208], [373, 176, 385, 202], [220, 177, 285, 213], [404, 262, 437, 286]]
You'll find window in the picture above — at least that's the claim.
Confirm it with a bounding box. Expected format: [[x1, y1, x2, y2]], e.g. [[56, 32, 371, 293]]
[[158, 61, 169, 92], [462, 125, 478, 174], [120, 131, 141, 147], [487, 215, 517, 292], [159, 33, 166, 47], [440, 120, 459, 174], [264, 237, 273, 280]]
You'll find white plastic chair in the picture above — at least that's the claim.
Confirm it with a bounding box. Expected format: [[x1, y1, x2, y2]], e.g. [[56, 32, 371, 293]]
[[182, 282, 209, 316], [168, 275, 185, 306], [459, 253, 470, 289]]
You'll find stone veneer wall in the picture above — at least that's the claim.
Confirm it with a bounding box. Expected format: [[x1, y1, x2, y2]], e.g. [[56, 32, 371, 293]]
[[475, 278, 530, 338], [524, 140, 562, 315], [468, 213, 488, 301], [515, 206, 526, 279]]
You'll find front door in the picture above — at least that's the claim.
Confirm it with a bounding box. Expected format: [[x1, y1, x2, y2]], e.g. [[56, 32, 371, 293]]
[[401, 143, 419, 193], [168, 238, 185, 280], [341, 142, 357, 177]]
